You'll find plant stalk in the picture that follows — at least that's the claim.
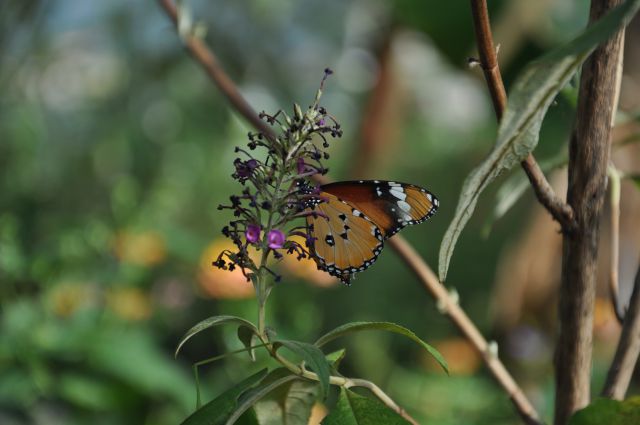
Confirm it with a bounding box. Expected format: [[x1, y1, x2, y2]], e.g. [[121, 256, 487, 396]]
[[554, 0, 625, 423]]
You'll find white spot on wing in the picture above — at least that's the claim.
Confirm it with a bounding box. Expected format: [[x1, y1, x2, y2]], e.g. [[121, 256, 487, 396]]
[[397, 200, 411, 212], [390, 188, 407, 200]]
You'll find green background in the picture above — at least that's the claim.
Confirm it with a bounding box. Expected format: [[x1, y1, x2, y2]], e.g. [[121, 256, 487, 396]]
[[1, 0, 636, 424]]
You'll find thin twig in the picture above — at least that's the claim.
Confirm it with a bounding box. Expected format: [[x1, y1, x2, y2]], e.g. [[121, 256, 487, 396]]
[[158, 0, 276, 140], [602, 264, 640, 399], [270, 342, 419, 424], [156, 2, 543, 424], [608, 165, 624, 323], [469, 0, 577, 234]]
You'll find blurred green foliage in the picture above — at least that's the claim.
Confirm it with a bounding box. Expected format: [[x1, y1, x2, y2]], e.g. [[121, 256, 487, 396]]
[[0, 0, 630, 424]]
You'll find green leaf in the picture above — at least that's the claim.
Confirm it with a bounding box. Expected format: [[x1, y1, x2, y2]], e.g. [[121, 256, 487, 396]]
[[227, 368, 299, 425], [568, 397, 640, 425], [253, 370, 320, 425], [438, 0, 640, 282], [628, 174, 640, 190], [315, 321, 448, 374], [176, 315, 258, 357], [180, 368, 268, 425], [322, 388, 410, 425], [326, 349, 347, 370], [238, 325, 259, 361], [274, 340, 332, 400]]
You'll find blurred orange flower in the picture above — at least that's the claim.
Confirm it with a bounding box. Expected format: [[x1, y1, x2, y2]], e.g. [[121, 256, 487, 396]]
[[280, 236, 337, 287], [424, 337, 480, 375], [593, 296, 619, 338], [308, 402, 327, 424], [113, 230, 166, 266], [106, 287, 153, 321], [197, 239, 256, 299]]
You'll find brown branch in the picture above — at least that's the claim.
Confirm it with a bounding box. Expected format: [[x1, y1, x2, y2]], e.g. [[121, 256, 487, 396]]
[[555, 0, 625, 424], [602, 264, 640, 399], [608, 166, 624, 323], [156, 1, 543, 424], [157, 0, 275, 140], [602, 267, 640, 400], [469, 0, 577, 234]]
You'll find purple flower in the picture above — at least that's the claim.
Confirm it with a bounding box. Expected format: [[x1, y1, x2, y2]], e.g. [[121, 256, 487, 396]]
[[245, 224, 261, 244], [267, 229, 285, 249], [235, 159, 259, 178]]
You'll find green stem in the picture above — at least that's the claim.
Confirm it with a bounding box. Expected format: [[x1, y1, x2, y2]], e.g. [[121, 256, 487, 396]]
[[256, 159, 287, 337], [257, 267, 268, 337]]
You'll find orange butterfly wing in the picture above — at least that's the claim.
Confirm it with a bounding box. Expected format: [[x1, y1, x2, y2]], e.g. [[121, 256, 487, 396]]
[[306, 192, 384, 283], [321, 181, 438, 239], [305, 181, 438, 283]]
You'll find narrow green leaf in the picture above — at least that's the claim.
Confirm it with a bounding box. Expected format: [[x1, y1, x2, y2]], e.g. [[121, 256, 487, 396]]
[[315, 321, 447, 374], [180, 369, 268, 425], [568, 397, 640, 425], [176, 315, 258, 357], [274, 340, 332, 400], [438, 0, 640, 282], [238, 325, 259, 361], [322, 387, 410, 425], [226, 369, 299, 425]]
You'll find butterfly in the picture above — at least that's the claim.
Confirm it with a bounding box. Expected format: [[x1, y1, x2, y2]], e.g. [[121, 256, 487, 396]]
[[304, 180, 438, 284]]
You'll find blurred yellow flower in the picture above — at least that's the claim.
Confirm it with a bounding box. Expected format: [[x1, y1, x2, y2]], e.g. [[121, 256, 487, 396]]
[[106, 287, 153, 321], [113, 230, 166, 266], [48, 282, 96, 317], [197, 239, 256, 299]]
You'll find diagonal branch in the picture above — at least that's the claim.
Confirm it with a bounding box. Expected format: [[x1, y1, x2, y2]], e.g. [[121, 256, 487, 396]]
[[158, 0, 275, 140], [602, 264, 640, 399], [388, 237, 543, 425], [469, 0, 577, 234], [156, 1, 543, 424]]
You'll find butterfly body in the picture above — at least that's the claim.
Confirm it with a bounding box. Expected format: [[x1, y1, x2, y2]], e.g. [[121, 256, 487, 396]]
[[304, 180, 438, 284]]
